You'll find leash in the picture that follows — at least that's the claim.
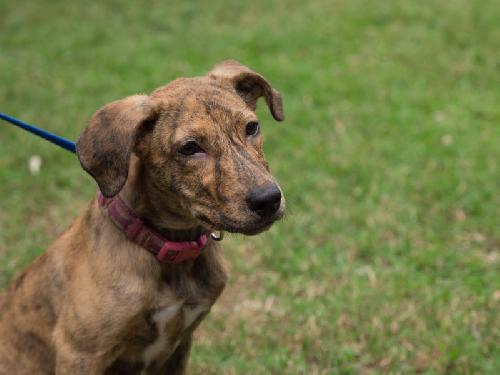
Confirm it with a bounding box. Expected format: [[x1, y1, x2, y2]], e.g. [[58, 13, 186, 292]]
[[0, 112, 76, 154]]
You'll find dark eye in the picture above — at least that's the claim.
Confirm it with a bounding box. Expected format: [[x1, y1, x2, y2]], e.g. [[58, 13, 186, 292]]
[[245, 121, 260, 136], [178, 141, 204, 156]]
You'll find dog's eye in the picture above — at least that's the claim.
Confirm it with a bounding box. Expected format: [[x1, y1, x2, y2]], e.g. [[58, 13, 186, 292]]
[[245, 121, 260, 136], [178, 141, 204, 156]]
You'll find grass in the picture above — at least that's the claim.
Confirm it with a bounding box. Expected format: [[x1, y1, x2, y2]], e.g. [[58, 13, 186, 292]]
[[1, 0, 499, 373]]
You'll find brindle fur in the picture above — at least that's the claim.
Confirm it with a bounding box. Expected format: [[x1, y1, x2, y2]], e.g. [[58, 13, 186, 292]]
[[0, 60, 285, 374]]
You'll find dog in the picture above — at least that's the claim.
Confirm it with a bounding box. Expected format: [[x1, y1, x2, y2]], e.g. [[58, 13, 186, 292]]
[[0, 60, 285, 374]]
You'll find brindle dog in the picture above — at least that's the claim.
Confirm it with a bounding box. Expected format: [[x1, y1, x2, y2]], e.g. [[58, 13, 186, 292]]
[[0, 60, 285, 374]]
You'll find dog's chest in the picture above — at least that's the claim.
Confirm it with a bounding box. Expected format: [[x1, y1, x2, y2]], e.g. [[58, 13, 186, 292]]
[[140, 300, 210, 371]]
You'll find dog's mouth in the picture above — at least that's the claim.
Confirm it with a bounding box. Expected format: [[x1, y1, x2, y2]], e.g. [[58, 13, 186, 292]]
[[230, 210, 285, 236], [194, 204, 285, 236]]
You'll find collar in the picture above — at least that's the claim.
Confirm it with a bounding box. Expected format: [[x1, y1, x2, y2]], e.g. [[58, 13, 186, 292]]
[[97, 191, 210, 263]]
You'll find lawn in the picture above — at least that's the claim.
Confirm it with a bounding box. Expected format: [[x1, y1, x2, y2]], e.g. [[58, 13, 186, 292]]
[[1, 0, 499, 373]]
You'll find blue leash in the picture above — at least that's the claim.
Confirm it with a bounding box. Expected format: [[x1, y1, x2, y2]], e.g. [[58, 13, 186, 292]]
[[0, 112, 76, 154]]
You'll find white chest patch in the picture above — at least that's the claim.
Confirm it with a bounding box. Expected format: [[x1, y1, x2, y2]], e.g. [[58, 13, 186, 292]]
[[141, 303, 182, 372], [141, 301, 210, 372]]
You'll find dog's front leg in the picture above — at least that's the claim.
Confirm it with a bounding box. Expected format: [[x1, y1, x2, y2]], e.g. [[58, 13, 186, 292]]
[[53, 322, 115, 375], [55, 350, 104, 374], [53, 333, 109, 375]]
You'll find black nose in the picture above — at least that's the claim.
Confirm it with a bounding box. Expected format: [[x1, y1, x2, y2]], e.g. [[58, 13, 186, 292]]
[[246, 184, 282, 218]]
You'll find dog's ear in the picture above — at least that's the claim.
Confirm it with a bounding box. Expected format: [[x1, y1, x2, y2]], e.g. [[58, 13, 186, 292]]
[[76, 95, 157, 197], [209, 60, 284, 121]]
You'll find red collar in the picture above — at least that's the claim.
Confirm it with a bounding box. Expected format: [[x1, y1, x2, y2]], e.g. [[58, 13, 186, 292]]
[[97, 192, 210, 263]]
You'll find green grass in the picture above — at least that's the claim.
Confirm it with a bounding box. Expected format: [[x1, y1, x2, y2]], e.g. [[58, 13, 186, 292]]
[[1, 0, 499, 373]]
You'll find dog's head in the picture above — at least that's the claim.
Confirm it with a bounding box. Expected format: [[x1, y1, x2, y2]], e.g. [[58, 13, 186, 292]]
[[77, 60, 285, 235]]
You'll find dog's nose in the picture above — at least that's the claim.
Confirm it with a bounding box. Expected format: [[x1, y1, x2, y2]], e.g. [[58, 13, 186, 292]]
[[246, 184, 282, 218]]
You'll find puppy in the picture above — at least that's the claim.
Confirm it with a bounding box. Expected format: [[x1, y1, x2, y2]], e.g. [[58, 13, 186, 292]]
[[0, 60, 285, 374]]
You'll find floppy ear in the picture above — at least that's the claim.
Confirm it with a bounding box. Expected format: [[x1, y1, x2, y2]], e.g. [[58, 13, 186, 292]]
[[208, 60, 284, 121], [76, 95, 157, 197]]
